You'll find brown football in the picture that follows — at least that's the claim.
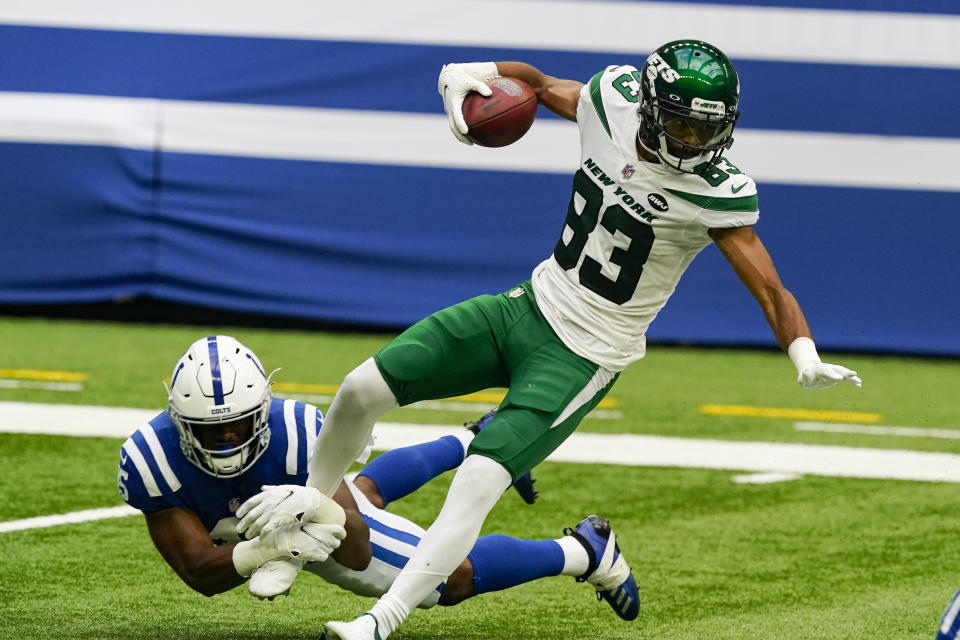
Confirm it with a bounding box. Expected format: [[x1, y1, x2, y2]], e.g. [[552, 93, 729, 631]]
[[462, 77, 538, 147]]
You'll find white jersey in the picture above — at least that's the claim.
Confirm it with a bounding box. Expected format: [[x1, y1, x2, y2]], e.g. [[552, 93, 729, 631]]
[[532, 65, 760, 372]]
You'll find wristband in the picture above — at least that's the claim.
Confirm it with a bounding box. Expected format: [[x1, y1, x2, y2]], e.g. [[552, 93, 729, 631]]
[[232, 538, 284, 577], [787, 337, 821, 376]]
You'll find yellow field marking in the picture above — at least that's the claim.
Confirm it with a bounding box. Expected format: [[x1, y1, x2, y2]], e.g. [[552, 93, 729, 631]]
[[272, 381, 339, 394], [272, 383, 620, 409], [453, 390, 620, 409], [700, 404, 883, 424], [0, 368, 89, 382]]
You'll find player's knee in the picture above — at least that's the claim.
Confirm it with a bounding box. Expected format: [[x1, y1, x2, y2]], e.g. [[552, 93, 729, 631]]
[[437, 559, 475, 606], [453, 455, 512, 502], [339, 358, 396, 412]]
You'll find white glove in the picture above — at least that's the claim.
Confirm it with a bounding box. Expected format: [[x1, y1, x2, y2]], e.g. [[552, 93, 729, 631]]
[[437, 62, 499, 144], [798, 363, 862, 390], [788, 337, 862, 390], [232, 536, 284, 577], [263, 521, 346, 563], [236, 484, 346, 539]]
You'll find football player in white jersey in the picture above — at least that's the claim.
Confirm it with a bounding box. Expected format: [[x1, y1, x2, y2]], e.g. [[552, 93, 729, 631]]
[[248, 40, 862, 640], [118, 335, 635, 619]]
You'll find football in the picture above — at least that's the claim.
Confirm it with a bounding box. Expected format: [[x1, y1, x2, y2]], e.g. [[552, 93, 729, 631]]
[[462, 77, 538, 147]]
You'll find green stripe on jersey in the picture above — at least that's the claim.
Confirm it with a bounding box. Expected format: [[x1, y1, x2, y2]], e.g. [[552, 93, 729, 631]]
[[664, 188, 759, 212], [589, 71, 612, 139]]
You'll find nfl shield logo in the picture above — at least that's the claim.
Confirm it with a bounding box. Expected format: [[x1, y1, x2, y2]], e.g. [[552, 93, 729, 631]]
[[229, 497, 240, 513], [509, 287, 525, 298], [622, 164, 635, 179]]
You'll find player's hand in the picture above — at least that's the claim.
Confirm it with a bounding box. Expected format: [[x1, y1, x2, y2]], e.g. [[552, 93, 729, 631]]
[[437, 62, 498, 144], [798, 363, 862, 390], [236, 484, 345, 539], [263, 521, 346, 563]]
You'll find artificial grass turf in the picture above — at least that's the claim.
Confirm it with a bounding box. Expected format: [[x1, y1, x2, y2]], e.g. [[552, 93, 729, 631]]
[[1, 316, 959, 638], [1, 316, 957, 451], [1, 438, 958, 639]]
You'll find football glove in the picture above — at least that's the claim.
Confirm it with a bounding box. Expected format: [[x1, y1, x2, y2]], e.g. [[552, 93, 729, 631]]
[[236, 484, 346, 539], [263, 521, 346, 563], [437, 62, 499, 144], [798, 363, 862, 390], [233, 537, 284, 578], [788, 337, 862, 390]]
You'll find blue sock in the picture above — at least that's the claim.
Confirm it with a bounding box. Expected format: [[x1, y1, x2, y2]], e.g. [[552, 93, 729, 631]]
[[356, 435, 465, 506], [467, 535, 564, 596]]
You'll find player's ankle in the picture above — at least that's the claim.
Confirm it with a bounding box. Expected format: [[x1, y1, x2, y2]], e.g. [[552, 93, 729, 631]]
[[368, 593, 410, 637]]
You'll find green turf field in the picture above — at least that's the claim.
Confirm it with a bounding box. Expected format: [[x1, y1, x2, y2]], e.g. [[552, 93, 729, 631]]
[[1, 316, 959, 639]]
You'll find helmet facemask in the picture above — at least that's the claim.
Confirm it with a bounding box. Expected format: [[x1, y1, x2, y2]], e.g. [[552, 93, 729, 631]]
[[170, 393, 272, 478], [639, 88, 738, 173]]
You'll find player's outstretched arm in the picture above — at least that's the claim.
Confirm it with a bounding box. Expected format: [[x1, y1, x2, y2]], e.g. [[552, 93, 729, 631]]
[[709, 225, 862, 390], [437, 61, 582, 143], [494, 62, 583, 122], [144, 507, 247, 597]]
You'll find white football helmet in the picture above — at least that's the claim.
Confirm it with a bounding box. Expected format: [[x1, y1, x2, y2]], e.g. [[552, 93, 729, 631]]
[[166, 335, 275, 478]]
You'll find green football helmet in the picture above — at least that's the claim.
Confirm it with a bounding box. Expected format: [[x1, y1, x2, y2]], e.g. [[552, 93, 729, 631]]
[[638, 40, 740, 173]]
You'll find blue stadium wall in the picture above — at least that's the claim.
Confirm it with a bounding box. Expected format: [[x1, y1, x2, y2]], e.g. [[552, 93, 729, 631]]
[[1, 1, 958, 355]]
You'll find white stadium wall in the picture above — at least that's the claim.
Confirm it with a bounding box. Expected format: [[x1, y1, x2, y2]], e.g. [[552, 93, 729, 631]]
[[0, 1, 957, 354]]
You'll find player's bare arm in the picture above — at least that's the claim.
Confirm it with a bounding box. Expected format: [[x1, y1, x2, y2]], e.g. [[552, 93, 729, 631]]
[[493, 62, 582, 122], [145, 507, 245, 597], [709, 225, 810, 350], [331, 480, 372, 570], [147, 489, 371, 597], [710, 225, 861, 390]]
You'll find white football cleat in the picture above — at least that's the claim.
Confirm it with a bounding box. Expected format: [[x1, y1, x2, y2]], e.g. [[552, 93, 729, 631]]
[[248, 556, 304, 600], [320, 614, 383, 640]]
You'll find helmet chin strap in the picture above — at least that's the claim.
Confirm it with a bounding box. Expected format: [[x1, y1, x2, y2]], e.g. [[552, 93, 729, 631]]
[[210, 450, 245, 474]]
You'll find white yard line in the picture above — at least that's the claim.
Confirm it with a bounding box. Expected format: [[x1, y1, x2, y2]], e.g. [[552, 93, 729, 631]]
[[795, 421, 960, 440], [0, 506, 139, 533], [732, 472, 803, 485], [4, 401, 960, 533], [0, 380, 82, 392]]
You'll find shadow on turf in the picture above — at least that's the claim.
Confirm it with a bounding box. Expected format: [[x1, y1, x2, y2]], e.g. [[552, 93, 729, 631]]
[[109, 626, 311, 640]]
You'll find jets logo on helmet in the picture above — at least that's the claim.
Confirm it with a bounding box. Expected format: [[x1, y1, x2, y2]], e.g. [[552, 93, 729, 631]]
[[165, 335, 277, 478], [638, 40, 740, 173], [644, 53, 680, 84]]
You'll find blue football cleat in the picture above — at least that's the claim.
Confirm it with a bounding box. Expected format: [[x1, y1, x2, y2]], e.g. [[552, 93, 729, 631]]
[[465, 410, 538, 504], [565, 515, 641, 621]]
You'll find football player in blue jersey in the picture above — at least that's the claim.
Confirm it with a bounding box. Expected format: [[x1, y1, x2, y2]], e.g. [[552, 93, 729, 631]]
[[117, 335, 639, 619], [937, 587, 960, 639]]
